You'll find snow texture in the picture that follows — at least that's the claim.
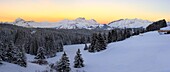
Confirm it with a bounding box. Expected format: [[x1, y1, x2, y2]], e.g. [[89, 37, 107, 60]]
[[108, 18, 152, 28], [1, 27, 170, 72], [10, 18, 156, 29], [12, 17, 100, 29]]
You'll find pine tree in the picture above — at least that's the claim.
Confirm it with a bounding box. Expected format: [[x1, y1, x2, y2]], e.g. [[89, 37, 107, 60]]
[[15, 51, 27, 67], [103, 33, 108, 43], [84, 43, 88, 50], [74, 49, 84, 68], [56, 52, 71, 72], [34, 47, 46, 59], [0, 41, 3, 64], [88, 33, 107, 52], [0, 57, 2, 64], [34, 47, 48, 65], [15, 45, 27, 67], [88, 33, 97, 52], [107, 31, 112, 43], [96, 33, 107, 51], [4, 41, 15, 63], [58, 41, 64, 52]]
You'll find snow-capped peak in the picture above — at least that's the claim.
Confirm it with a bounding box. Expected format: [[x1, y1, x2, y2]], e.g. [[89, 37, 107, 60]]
[[55, 18, 100, 29], [14, 18, 25, 23], [108, 18, 153, 28], [11, 18, 155, 29], [12, 18, 101, 29]]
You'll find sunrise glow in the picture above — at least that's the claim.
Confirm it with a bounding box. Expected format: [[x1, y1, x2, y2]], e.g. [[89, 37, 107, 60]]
[[0, 0, 169, 24]]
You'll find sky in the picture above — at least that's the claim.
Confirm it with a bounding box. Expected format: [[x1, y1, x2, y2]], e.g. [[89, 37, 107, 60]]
[[0, 0, 169, 24]]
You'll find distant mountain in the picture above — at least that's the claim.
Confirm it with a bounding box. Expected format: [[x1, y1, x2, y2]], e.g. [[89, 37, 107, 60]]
[[108, 18, 153, 28], [54, 17, 100, 29], [13, 17, 102, 29], [10, 18, 166, 29]]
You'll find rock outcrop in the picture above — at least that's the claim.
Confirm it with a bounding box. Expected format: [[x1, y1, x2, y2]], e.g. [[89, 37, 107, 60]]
[[146, 19, 167, 31]]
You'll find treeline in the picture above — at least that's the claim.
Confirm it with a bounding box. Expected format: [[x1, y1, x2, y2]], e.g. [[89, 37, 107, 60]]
[[87, 27, 145, 52], [0, 19, 166, 67], [0, 23, 108, 57]]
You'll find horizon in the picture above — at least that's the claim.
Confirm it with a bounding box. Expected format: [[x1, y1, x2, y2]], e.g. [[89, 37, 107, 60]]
[[1, 17, 169, 24], [0, 0, 170, 24]]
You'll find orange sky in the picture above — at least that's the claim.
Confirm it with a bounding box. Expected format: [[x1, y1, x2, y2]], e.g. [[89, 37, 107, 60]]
[[0, 0, 170, 24]]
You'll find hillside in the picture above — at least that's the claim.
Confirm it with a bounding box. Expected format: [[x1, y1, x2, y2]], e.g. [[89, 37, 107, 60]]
[[1, 26, 170, 72]]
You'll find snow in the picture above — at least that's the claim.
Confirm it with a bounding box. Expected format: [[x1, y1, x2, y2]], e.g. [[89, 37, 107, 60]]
[[0, 62, 47, 72], [167, 22, 170, 26], [11, 18, 155, 29], [108, 18, 152, 28], [161, 26, 170, 30], [1, 27, 170, 72], [12, 17, 100, 29]]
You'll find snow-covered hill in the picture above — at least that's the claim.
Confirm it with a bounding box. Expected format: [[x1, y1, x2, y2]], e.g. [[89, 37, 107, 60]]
[[1, 26, 170, 72], [108, 18, 153, 28], [13, 17, 101, 29]]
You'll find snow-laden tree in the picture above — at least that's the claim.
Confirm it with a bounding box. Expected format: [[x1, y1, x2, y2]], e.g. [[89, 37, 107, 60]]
[[88, 33, 98, 52], [88, 33, 107, 52], [34, 47, 48, 65], [84, 43, 88, 50], [34, 47, 46, 59], [0, 41, 3, 64], [57, 41, 64, 52], [56, 52, 71, 72], [15, 51, 27, 67], [96, 33, 107, 51], [4, 41, 16, 63], [74, 49, 84, 68], [14, 45, 27, 67]]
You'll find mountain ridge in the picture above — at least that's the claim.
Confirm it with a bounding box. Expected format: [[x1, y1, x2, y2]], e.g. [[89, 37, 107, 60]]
[[4, 18, 168, 29]]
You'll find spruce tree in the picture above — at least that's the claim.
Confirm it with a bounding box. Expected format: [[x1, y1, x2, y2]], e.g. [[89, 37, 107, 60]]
[[58, 41, 64, 52], [34, 47, 46, 59], [56, 52, 71, 72], [0, 41, 3, 64], [107, 31, 112, 43], [0, 57, 2, 64], [88, 33, 97, 52], [74, 49, 84, 68], [15, 51, 27, 67], [34, 47, 48, 65], [15, 45, 27, 67], [103, 33, 108, 43], [84, 43, 88, 50], [96, 33, 107, 51], [4, 42, 15, 63]]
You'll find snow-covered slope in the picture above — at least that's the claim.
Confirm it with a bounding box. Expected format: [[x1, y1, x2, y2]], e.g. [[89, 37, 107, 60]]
[[167, 22, 170, 26], [108, 18, 152, 28], [160, 22, 170, 30], [13, 18, 100, 29], [1, 28, 170, 72]]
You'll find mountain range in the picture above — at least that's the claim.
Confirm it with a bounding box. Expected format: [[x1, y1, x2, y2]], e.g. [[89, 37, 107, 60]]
[[3, 17, 166, 29]]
